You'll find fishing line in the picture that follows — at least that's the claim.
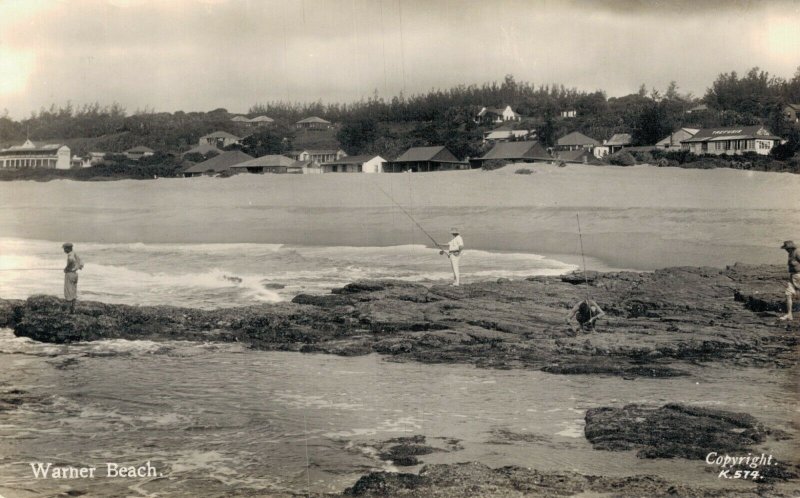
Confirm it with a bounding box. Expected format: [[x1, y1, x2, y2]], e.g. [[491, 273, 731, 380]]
[[0, 268, 62, 271], [371, 180, 440, 248], [576, 213, 591, 301]]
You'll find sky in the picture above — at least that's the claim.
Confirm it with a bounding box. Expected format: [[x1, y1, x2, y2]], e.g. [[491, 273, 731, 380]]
[[1, 0, 799, 118]]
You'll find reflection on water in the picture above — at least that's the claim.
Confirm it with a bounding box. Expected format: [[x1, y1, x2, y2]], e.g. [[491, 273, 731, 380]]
[[0, 330, 796, 496]]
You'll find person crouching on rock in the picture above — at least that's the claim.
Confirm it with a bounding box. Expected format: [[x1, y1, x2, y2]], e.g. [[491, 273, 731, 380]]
[[62, 242, 83, 314], [439, 228, 464, 286], [567, 299, 605, 332], [779, 240, 800, 321]]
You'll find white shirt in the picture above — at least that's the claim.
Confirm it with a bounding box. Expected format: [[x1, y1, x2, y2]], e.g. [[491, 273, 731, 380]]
[[448, 235, 464, 252]]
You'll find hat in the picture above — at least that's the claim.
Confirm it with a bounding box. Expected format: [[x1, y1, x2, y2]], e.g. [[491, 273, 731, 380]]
[[450, 227, 460, 234], [781, 240, 796, 249], [62, 242, 73, 248]]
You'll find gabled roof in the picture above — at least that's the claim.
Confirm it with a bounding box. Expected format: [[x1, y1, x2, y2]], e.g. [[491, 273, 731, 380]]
[[249, 116, 274, 122], [230, 154, 296, 168], [4, 139, 65, 152], [556, 149, 602, 164], [200, 131, 241, 140], [392, 146, 460, 163], [296, 116, 331, 124], [682, 126, 781, 143], [126, 146, 154, 153], [605, 133, 632, 146], [785, 103, 800, 111], [557, 131, 599, 146], [655, 128, 699, 146], [322, 154, 385, 165], [478, 141, 550, 161], [231, 116, 250, 122], [289, 148, 344, 155], [184, 150, 254, 174], [182, 143, 223, 156]]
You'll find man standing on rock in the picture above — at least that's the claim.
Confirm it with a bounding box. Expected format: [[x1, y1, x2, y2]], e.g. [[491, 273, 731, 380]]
[[439, 228, 464, 286], [779, 240, 800, 321], [62, 243, 83, 314]]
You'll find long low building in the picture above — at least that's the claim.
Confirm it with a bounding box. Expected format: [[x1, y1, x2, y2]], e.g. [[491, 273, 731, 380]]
[[0, 139, 71, 169], [229, 154, 321, 174], [321, 154, 386, 173], [681, 126, 782, 155], [183, 150, 254, 177], [471, 141, 551, 168], [385, 146, 467, 172]]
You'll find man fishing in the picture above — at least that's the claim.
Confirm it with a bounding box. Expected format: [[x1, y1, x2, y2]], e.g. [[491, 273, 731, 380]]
[[779, 240, 799, 321], [439, 228, 464, 286], [566, 299, 605, 332], [62, 243, 83, 314]]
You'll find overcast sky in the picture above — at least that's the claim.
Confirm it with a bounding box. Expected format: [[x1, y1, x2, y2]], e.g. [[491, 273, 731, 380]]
[[1, 0, 799, 118]]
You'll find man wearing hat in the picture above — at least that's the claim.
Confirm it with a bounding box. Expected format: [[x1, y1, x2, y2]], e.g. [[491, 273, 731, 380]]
[[439, 228, 464, 286], [62, 243, 83, 314], [780, 240, 800, 321]]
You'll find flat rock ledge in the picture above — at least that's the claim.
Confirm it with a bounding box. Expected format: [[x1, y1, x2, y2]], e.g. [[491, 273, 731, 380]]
[[2, 264, 798, 376]]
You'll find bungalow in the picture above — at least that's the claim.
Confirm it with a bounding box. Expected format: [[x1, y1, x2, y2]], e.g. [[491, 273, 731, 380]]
[[471, 141, 550, 168], [231, 116, 251, 123], [321, 154, 386, 173], [286, 149, 346, 163], [556, 131, 599, 151], [483, 127, 534, 143], [229, 154, 319, 174], [295, 117, 332, 130], [681, 126, 782, 156], [124, 146, 155, 161], [604, 133, 633, 155], [249, 116, 274, 126], [686, 104, 709, 114], [784, 104, 800, 124], [476, 105, 521, 124], [555, 148, 603, 165], [199, 131, 241, 148], [560, 110, 577, 118], [183, 150, 254, 177], [71, 152, 107, 168], [655, 128, 699, 151], [385, 146, 466, 173], [0, 140, 71, 169]]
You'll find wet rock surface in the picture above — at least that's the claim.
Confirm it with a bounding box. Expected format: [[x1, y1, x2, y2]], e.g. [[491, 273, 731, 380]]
[[3, 264, 797, 377], [340, 461, 794, 497]]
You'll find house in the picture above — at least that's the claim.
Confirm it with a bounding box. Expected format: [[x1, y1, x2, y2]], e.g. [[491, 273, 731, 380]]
[[555, 148, 603, 165], [229, 154, 319, 174], [181, 143, 223, 158], [483, 128, 534, 143], [560, 110, 577, 118], [124, 146, 155, 161], [686, 104, 709, 114], [199, 131, 241, 148], [248, 116, 274, 126], [321, 154, 386, 173], [71, 152, 107, 168], [604, 133, 633, 155], [471, 141, 550, 168], [286, 149, 346, 163], [295, 117, 332, 130], [385, 146, 466, 173], [0, 139, 71, 169], [231, 116, 251, 123], [183, 150, 254, 177], [655, 128, 699, 151], [784, 104, 800, 124], [476, 105, 521, 124], [555, 131, 599, 151], [681, 126, 782, 156]]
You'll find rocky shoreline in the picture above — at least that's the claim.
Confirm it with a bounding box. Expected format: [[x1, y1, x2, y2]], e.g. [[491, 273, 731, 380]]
[[2, 263, 797, 376], [2, 263, 798, 497]]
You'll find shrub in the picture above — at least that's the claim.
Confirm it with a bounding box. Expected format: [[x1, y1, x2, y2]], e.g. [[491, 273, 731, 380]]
[[608, 151, 635, 166], [481, 159, 508, 171], [515, 168, 534, 174], [632, 151, 654, 164]]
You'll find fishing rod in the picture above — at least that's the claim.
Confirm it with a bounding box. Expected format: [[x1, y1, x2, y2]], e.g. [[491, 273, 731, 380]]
[[372, 181, 442, 248], [576, 213, 591, 300]]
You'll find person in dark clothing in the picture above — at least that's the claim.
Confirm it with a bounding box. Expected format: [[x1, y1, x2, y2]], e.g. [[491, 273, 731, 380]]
[[779, 240, 800, 321], [566, 299, 605, 332]]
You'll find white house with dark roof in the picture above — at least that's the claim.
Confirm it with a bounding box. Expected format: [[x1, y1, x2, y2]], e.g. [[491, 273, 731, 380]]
[[199, 131, 241, 148], [286, 149, 346, 163], [295, 117, 332, 130], [321, 154, 386, 173], [656, 128, 699, 151], [681, 126, 781, 155], [477, 105, 521, 124], [0, 139, 71, 169]]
